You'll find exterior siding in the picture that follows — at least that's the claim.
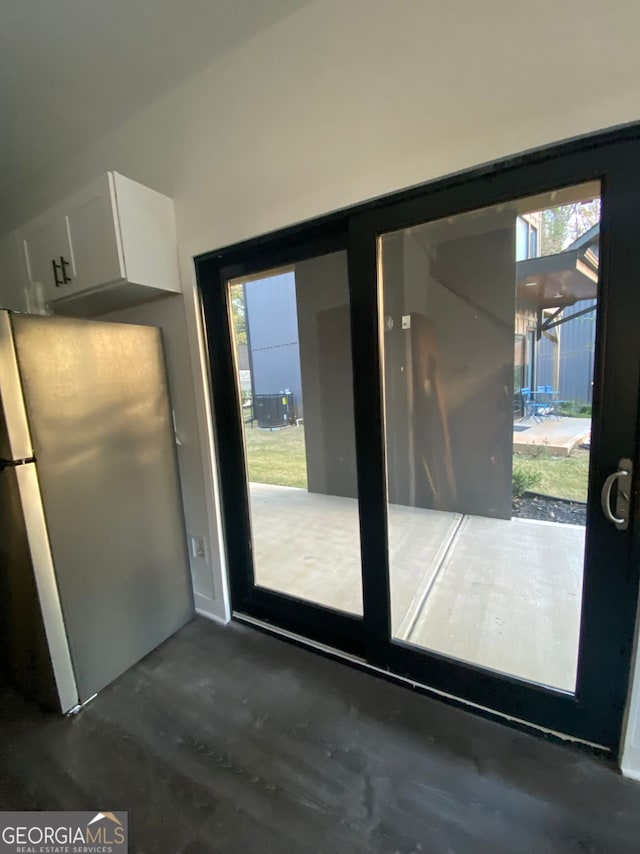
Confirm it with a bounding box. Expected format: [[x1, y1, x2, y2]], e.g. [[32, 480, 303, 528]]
[[244, 272, 304, 418], [557, 299, 596, 405], [536, 299, 596, 405]]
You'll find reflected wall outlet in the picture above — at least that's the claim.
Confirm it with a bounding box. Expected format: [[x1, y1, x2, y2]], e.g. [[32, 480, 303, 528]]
[[190, 535, 206, 560]]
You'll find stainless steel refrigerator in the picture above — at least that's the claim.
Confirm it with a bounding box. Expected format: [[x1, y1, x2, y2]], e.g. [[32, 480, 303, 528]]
[[0, 310, 194, 713]]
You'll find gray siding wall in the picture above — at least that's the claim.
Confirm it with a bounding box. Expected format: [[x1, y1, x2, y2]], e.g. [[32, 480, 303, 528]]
[[244, 272, 304, 417], [536, 299, 596, 405]]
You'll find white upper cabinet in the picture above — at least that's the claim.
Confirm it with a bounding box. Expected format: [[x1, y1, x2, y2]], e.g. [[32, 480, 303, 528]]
[[65, 173, 125, 295], [20, 214, 72, 305], [15, 172, 181, 316]]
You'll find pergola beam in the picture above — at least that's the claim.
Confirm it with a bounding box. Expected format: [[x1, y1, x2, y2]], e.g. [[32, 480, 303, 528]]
[[540, 302, 596, 334]]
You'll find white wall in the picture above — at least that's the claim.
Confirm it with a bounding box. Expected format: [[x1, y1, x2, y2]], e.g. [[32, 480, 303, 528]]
[[2, 0, 640, 764]]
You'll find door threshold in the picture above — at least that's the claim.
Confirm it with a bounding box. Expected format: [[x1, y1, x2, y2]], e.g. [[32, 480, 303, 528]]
[[233, 611, 610, 756]]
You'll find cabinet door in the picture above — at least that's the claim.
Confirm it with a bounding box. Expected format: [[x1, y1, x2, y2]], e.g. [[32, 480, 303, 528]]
[[20, 216, 71, 305], [64, 174, 125, 294]]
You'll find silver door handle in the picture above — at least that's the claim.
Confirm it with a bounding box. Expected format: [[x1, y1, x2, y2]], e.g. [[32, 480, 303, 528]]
[[601, 458, 633, 531]]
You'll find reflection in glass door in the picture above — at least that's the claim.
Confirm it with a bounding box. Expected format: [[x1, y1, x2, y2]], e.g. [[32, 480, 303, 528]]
[[228, 252, 363, 616], [379, 182, 601, 692]]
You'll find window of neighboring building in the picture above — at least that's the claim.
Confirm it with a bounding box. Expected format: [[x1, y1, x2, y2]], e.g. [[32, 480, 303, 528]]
[[516, 216, 538, 260]]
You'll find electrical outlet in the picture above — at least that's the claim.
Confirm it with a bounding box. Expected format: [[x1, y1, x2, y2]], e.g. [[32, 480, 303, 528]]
[[190, 535, 206, 560]]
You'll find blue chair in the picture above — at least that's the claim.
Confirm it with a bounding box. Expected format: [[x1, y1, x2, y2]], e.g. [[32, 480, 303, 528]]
[[521, 387, 547, 422], [536, 385, 554, 418], [545, 384, 568, 418]]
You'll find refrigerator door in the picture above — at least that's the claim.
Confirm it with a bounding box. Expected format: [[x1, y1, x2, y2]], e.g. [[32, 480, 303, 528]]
[[0, 311, 79, 712], [11, 313, 194, 702]]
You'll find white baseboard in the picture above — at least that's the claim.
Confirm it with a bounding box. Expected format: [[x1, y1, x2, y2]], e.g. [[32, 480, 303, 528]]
[[620, 745, 640, 781], [620, 763, 640, 782]]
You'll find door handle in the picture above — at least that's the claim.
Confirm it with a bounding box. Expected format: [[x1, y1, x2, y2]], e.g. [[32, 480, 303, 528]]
[[60, 256, 72, 283], [601, 458, 633, 530], [51, 258, 62, 287]]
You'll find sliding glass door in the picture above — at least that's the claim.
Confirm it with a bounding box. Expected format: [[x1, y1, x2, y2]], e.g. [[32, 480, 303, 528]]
[[378, 182, 598, 693], [199, 130, 640, 752], [201, 234, 367, 655]]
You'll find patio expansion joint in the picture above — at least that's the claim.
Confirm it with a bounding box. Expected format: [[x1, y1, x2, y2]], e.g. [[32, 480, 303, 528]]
[[396, 514, 467, 643]]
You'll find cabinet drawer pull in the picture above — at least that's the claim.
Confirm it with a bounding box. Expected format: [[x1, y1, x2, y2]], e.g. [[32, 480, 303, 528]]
[[60, 256, 72, 283], [51, 258, 62, 287]]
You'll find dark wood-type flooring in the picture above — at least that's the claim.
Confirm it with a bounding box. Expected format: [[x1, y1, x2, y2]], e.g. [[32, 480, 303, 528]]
[[1, 617, 639, 853]]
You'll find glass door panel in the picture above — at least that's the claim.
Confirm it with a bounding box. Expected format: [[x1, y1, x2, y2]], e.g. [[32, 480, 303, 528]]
[[379, 182, 600, 691], [228, 251, 363, 616]]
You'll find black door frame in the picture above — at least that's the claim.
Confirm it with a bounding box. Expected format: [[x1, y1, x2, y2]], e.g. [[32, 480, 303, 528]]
[[196, 125, 640, 752]]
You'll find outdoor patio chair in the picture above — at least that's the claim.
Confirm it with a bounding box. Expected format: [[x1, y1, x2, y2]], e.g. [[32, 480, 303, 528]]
[[536, 385, 556, 419], [544, 384, 568, 419], [521, 387, 549, 422]]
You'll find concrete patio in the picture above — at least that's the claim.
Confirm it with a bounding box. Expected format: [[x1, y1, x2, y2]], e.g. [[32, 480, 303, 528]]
[[513, 416, 591, 456], [248, 483, 585, 693]]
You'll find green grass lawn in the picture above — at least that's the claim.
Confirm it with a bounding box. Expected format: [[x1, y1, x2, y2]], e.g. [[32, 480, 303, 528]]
[[513, 448, 589, 503], [243, 423, 589, 503], [243, 424, 308, 488]]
